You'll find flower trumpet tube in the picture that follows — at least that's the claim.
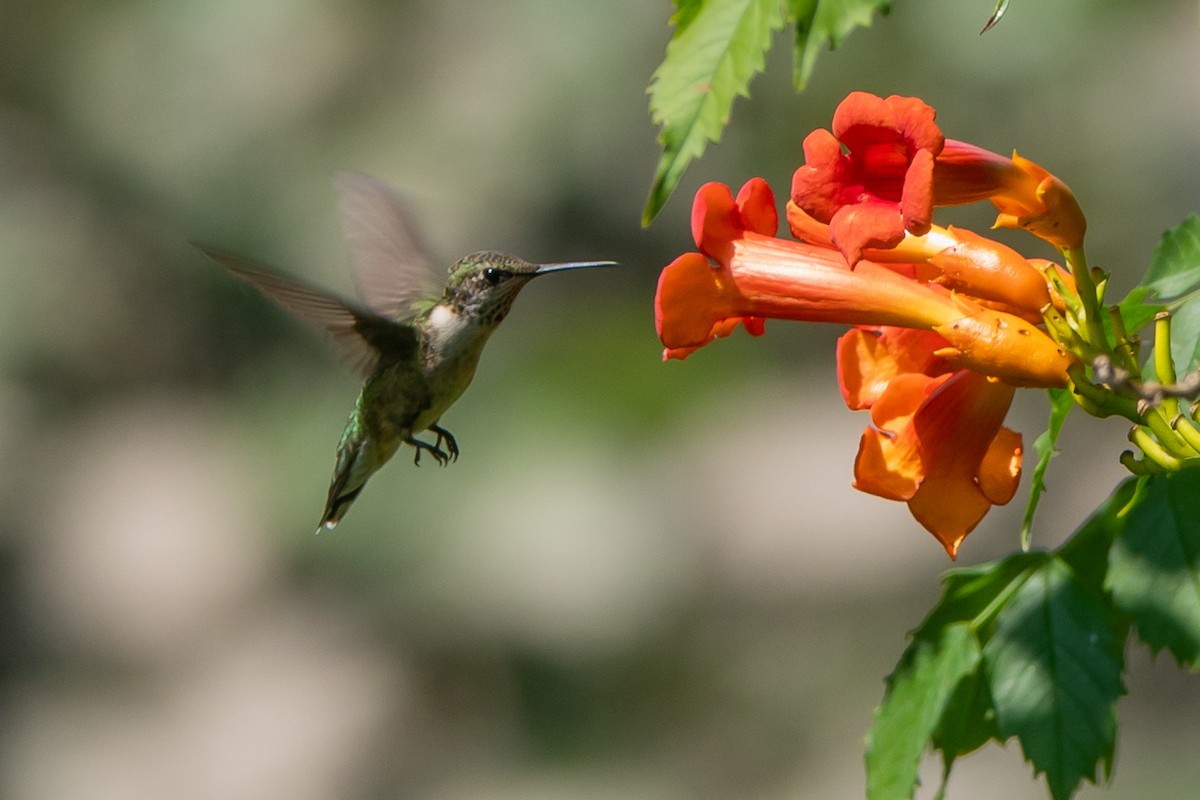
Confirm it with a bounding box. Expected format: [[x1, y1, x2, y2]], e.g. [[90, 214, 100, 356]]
[[933, 143, 1086, 251], [656, 181, 1074, 388], [786, 202, 1054, 314], [926, 226, 1053, 313]]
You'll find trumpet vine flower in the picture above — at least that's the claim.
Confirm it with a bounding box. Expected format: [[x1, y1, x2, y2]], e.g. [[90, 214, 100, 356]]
[[785, 203, 1055, 314], [652, 91, 1106, 556], [656, 180, 1072, 387], [791, 92, 1086, 264], [839, 327, 1022, 558], [790, 92, 942, 265], [655, 175, 1073, 555]]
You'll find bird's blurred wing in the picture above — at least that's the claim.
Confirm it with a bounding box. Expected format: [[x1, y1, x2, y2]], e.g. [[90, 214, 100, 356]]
[[195, 244, 417, 378], [333, 171, 443, 320]]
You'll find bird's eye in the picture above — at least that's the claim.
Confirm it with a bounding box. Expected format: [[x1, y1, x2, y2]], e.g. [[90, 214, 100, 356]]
[[483, 268, 506, 286]]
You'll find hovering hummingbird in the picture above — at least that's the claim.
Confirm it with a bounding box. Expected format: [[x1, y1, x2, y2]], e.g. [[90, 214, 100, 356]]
[[197, 172, 615, 531]]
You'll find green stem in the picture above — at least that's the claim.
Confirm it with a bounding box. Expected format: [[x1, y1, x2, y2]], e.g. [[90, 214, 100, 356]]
[[1154, 312, 1182, 418], [968, 565, 1035, 634], [1119, 449, 1166, 475], [1130, 426, 1184, 471], [1107, 305, 1142, 377], [1068, 364, 1141, 422], [1175, 416, 1200, 453], [1064, 245, 1108, 350], [1144, 408, 1200, 458]]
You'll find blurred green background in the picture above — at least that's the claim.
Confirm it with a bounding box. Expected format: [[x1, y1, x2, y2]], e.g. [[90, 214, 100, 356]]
[[2, 1, 1199, 798]]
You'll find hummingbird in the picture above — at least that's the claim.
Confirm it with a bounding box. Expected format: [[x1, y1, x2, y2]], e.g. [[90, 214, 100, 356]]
[[197, 172, 615, 531]]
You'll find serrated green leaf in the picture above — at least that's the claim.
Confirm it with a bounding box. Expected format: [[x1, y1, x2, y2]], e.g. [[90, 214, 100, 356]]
[[644, 0, 788, 225], [985, 557, 1124, 800], [1020, 388, 1074, 548], [1057, 477, 1141, 594], [931, 664, 996, 775], [670, 0, 707, 31], [1108, 470, 1200, 670], [1113, 286, 1163, 341], [869, 553, 1039, 796], [1140, 215, 1200, 302], [1164, 294, 1200, 375], [787, 0, 891, 90], [910, 551, 1043, 642], [866, 623, 982, 800], [1131, 216, 1200, 375]]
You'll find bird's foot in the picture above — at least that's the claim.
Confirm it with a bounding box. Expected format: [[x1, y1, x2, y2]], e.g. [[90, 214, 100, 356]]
[[408, 435, 450, 467], [430, 424, 459, 462]]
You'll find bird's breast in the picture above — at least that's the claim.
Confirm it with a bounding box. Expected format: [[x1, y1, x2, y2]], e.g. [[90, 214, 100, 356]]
[[414, 304, 494, 428]]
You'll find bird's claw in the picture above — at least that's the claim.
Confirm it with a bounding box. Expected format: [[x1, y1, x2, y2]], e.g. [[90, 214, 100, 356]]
[[409, 436, 450, 467], [430, 424, 459, 463]]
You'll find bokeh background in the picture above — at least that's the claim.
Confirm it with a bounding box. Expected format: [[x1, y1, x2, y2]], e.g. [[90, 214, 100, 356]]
[[2, 1, 1199, 798]]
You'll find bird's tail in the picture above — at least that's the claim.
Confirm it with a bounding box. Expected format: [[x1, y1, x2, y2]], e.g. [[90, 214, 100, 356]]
[[316, 412, 396, 532], [319, 476, 365, 532]]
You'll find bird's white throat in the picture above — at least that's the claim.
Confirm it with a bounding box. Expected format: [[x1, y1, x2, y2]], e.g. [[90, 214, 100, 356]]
[[426, 303, 478, 354]]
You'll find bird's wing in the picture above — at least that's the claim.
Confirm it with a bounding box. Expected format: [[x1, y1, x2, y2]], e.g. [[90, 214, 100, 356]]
[[195, 244, 418, 378], [332, 171, 443, 321]]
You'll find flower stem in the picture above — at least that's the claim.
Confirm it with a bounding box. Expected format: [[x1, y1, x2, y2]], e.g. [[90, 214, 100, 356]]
[[1107, 305, 1142, 377], [1064, 245, 1108, 351], [1129, 426, 1184, 471], [1154, 313, 1182, 418], [1143, 408, 1200, 459], [1067, 363, 1141, 422], [1174, 416, 1200, 453]]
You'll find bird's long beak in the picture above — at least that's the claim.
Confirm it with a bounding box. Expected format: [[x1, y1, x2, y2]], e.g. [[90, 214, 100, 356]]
[[534, 260, 618, 276]]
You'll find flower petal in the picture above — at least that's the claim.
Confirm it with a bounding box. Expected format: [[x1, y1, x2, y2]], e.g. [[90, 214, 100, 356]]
[[735, 177, 778, 236], [828, 199, 906, 266], [853, 372, 948, 502], [854, 426, 921, 501], [907, 371, 1017, 557], [836, 326, 950, 410], [655, 252, 738, 351], [655, 250, 771, 359], [793, 93, 946, 265], [899, 147, 935, 236], [791, 128, 852, 222], [852, 367, 1021, 558], [977, 426, 1022, 505], [906, 473, 993, 559], [832, 92, 943, 154], [691, 182, 742, 264]]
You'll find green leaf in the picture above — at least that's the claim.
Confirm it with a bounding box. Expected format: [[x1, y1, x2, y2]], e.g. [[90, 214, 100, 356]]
[[1057, 477, 1141, 594], [1140, 215, 1200, 302], [1108, 470, 1200, 669], [865, 623, 982, 800], [868, 553, 1041, 794], [670, 0, 707, 32], [1020, 388, 1074, 549], [644, 0, 787, 225], [787, 0, 892, 90], [985, 557, 1124, 800], [930, 663, 996, 775], [1132, 216, 1200, 375], [1113, 286, 1163, 341], [1165, 293, 1200, 375], [910, 551, 1043, 641]]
